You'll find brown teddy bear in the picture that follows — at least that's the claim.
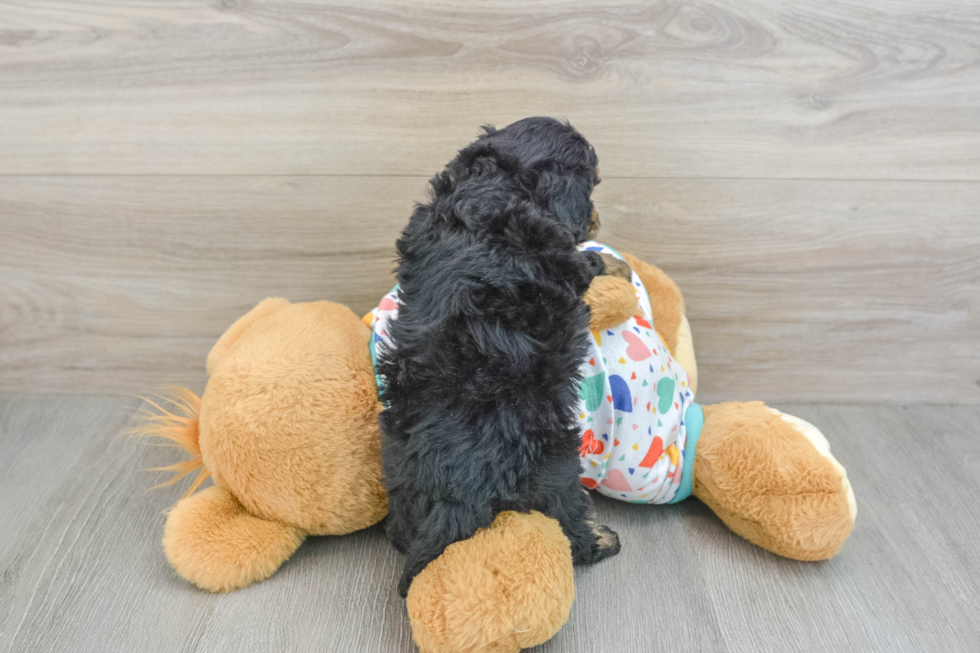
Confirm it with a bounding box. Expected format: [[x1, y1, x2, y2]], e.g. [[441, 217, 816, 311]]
[[137, 248, 854, 653]]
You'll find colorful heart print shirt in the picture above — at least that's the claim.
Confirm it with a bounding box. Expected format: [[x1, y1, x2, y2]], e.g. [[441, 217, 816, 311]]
[[574, 242, 697, 504], [364, 241, 699, 505]]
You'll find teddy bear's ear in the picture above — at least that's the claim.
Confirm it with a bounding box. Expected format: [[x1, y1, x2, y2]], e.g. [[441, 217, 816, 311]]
[[206, 298, 291, 375]]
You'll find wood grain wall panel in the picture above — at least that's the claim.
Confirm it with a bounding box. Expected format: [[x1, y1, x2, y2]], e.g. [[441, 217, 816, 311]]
[[2, 176, 976, 402], [0, 0, 978, 178]]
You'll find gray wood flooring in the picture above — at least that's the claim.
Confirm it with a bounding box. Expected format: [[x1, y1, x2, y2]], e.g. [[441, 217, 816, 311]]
[[1, 395, 977, 652]]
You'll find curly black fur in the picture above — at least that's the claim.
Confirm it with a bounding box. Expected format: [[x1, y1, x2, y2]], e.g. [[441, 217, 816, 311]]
[[377, 117, 621, 597]]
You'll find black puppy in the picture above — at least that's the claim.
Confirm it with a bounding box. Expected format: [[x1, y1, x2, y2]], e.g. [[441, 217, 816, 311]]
[[377, 117, 621, 598]]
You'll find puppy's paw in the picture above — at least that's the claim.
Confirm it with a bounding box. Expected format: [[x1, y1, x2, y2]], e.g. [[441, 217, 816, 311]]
[[599, 253, 633, 280], [384, 520, 411, 556], [573, 523, 621, 564], [590, 524, 621, 563], [398, 569, 414, 599]]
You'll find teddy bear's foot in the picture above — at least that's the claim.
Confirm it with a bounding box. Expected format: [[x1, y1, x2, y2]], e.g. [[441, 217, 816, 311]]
[[163, 486, 306, 592], [407, 511, 574, 653], [693, 401, 855, 561]]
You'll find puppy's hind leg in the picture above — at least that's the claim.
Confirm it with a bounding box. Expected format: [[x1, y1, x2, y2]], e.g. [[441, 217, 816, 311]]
[[397, 499, 494, 598], [548, 482, 621, 565], [384, 485, 422, 555]]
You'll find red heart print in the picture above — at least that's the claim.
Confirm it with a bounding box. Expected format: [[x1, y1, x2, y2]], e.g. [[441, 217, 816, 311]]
[[580, 430, 604, 457], [639, 437, 664, 468]]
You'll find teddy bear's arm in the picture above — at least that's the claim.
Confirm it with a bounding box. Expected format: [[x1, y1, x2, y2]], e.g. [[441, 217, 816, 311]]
[[620, 252, 697, 393], [583, 276, 639, 332]]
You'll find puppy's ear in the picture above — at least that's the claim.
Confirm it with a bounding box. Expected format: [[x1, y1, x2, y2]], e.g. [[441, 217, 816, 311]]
[[531, 167, 594, 241], [449, 140, 521, 180]]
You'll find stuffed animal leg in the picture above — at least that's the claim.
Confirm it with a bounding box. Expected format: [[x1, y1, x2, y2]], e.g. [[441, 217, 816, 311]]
[[693, 401, 855, 560], [407, 511, 574, 653], [164, 486, 307, 592]]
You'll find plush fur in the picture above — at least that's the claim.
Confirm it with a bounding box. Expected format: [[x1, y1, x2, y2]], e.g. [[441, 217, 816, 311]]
[[201, 300, 387, 534], [163, 486, 306, 592], [621, 253, 684, 354], [406, 511, 574, 653], [132, 386, 210, 498], [693, 401, 854, 560], [206, 297, 290, 375], [378, 117, 620, 597], [582, 275, 638, 332], [142, 298, 388, 592]]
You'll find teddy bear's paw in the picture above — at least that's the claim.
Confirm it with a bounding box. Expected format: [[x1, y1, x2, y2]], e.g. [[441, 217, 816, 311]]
[[163, 486, 306, 592], [584, 276, 639, 332], [767, 408, 856, 523], [406, 511, 574, 653], [693, 401, 855, 561]]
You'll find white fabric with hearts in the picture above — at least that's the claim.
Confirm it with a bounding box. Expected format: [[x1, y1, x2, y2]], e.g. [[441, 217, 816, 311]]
[[575, 241, 697, 504]]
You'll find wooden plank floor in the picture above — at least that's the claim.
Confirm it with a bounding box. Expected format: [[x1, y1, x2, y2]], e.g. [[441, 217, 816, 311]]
[[1, 395, 978, 652]]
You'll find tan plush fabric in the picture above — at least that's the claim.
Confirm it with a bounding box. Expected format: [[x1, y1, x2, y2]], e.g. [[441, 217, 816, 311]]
[[141, 262, 854, 652], [673, 314, 698, 395], [163, 486, 306, 592], [206, 297, 290, 375], [693, 401, 854, 561], [201, 300, 388, 535], [583, 275, 639, 332], [144, 299, 388, 592], [407, 511, 574, 653]]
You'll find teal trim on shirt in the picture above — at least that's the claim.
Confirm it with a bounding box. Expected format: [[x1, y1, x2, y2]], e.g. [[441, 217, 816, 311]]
[[668, 401, 703, 504]]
